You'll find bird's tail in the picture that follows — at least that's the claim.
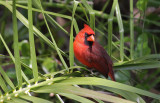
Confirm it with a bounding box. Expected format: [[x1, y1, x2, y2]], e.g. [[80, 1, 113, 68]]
[[108, 71, 115, 81]]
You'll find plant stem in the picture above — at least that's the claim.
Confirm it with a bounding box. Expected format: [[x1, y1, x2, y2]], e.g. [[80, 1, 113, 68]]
[[130, 0, 134, 60]]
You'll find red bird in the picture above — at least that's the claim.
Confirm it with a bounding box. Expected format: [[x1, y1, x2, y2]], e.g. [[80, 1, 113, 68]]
[[73, 24, 115, 81]]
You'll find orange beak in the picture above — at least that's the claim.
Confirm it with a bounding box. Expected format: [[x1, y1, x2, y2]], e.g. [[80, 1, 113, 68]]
[[87, 35, 95, 42]]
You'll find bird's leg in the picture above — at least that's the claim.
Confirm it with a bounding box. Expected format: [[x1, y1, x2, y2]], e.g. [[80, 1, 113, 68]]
[[88, 68, 94, 75], [87, 68, 98, 77]]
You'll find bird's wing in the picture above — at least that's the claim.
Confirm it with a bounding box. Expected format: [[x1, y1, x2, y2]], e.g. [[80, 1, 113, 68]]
[[91, 42, 112, 64], [89, 42, 115, 80]]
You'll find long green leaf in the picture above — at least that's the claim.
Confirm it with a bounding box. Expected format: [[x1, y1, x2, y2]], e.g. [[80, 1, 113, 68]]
[[115, 61, 160, 70], [125, 54, 160, 63], [73, 19, 79, 34], [53, 77, 160, 99], [20, 95, 52, 103], [115, 3, 124, 61], [0, 34, 15, 62], [130, 0, 134, 60], [101, 0, 110, 13], [34, 85, 135, 103], [0, 66, 15, 89], [89, 11, 95, 31], [21, 70, 30, 85], [6, 100, 17, 103], [55, 94, 64, 103], [69, 1, 79, 67], [28, 0, 38, 83], [13, 0, 22, 87], [152, 35, 157, 53], [0, 75, 9, 93], [59, 93, 94, 103], [97, 86, 146, 103], [11, 98, 29, 103], [108, 0, 117, 56]]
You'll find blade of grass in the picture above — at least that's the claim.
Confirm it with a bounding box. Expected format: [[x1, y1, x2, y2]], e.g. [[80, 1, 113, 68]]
[[130, 0, 134, 60], [20, 95, 52, 103], [59, 93, 94, 103], [125, 54, 160, 64], [0, 75, 9, 93], [114, 61, 160, 70], [89, 11, 95, 31], [115, 3, 124, 62], [28, 0, 38, 83], [108, 0, 117, 56], [101, 0, 111, 13], [13, 0, 22, 88], [69, 1, 79, 67], [73, 19, 79, 34], [152, 35, 157, 54], [21, 70, 30, 85], [11, 98, 29, 103], [97, 86, 145, 103], [55, 94, 64, 103], [0, 34, 15, 63], [0, 66, 15, 89]]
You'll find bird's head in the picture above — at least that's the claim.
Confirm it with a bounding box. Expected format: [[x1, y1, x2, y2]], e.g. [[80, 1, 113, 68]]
[[75, 24, 95, 46]]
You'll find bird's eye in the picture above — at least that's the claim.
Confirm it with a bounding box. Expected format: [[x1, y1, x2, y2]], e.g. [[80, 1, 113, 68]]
[[85, 32, 94, 37], [85, 32, 89, 37]]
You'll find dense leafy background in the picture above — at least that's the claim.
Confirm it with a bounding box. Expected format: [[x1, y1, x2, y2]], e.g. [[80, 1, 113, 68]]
[[0, 0, 160, 103]]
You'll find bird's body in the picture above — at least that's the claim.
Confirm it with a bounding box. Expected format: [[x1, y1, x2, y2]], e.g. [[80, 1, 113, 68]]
[[73, 24, 115, 81]]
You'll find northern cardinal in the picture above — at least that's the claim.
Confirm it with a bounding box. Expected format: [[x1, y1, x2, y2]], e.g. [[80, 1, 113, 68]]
[[73, 24, 115, 81]]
